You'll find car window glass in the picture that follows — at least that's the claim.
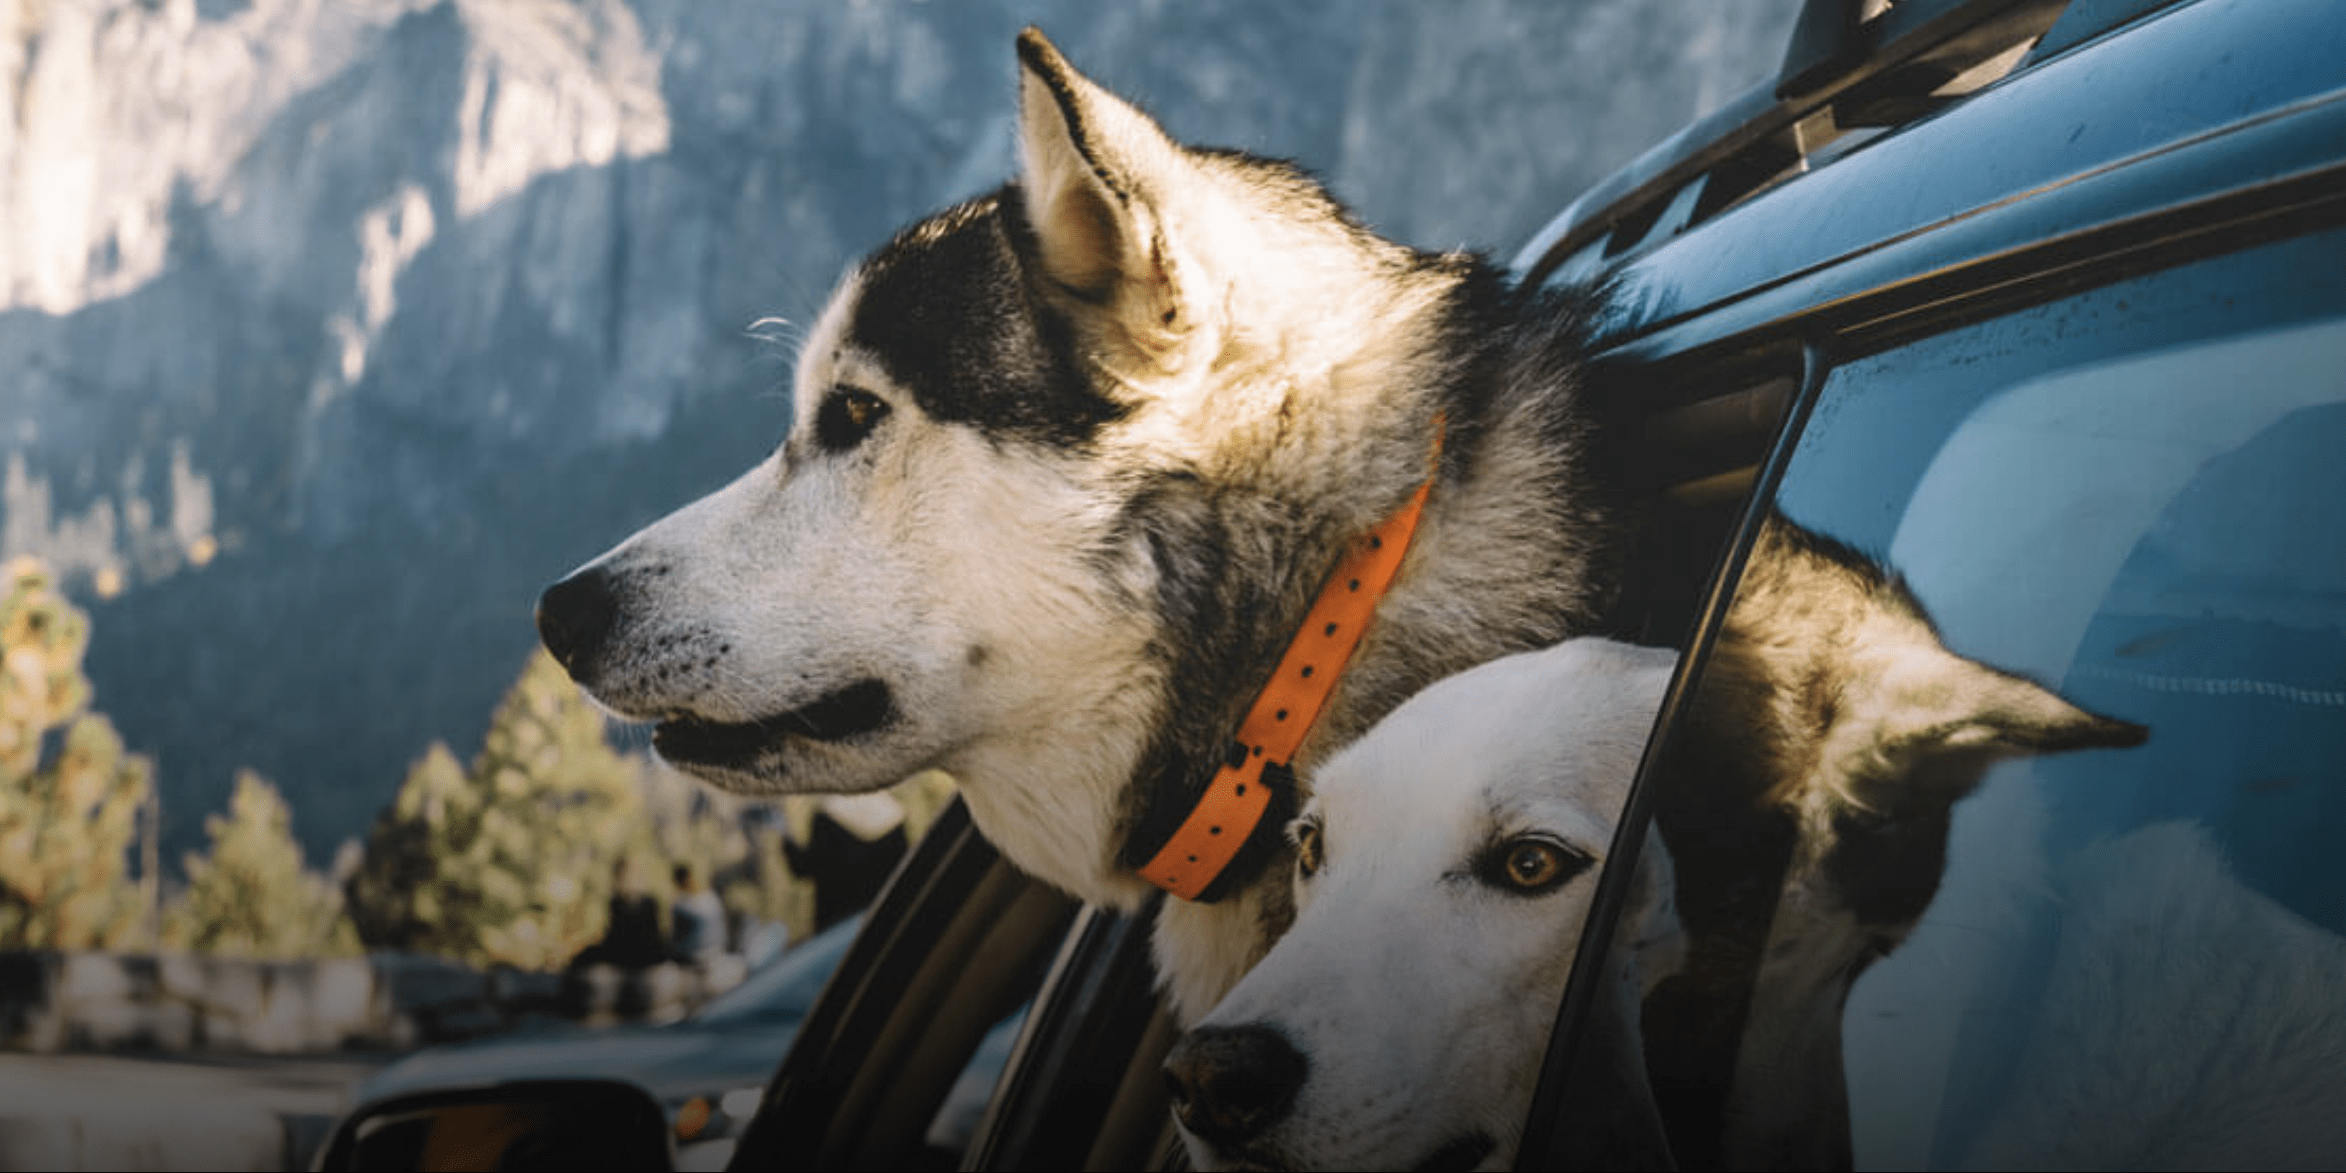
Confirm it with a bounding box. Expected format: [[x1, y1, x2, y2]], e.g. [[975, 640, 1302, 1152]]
[[925, 1002, 1031, 1153], [1640, 226, 2346, 1170]]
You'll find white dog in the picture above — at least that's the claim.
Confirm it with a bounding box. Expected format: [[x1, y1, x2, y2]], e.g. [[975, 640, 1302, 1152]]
[[1167, 638, 1683, 1171]]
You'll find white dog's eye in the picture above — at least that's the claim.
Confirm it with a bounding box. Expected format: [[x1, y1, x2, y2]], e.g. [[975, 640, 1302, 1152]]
[[1478, 836, 1590, 895], [815, 386, 891, 451], [1290, 816, 1325, 880]]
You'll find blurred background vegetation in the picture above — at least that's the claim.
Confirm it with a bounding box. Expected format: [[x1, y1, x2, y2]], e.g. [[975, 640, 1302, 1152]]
[[1, 553, 940, 969], [0, 558, 153, 952]]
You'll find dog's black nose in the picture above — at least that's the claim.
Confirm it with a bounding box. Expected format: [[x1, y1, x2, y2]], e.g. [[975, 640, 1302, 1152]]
[[1162, 1022, 1307, 1149], [537, 567, 618, 677]]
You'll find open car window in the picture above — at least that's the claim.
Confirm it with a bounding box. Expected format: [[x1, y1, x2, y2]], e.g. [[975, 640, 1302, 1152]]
[[1628, 225, 2346, 1169]]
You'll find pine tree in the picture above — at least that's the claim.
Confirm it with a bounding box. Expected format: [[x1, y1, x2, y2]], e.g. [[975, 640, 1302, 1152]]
[[0, 558, 153, 951], [347, 651, 649, 969], [724, 772, 958, 946], [345, 741, 467, 951], [724, 818, 814, 947], [165, 771, 359, 958], [892, 769, 959, 845]]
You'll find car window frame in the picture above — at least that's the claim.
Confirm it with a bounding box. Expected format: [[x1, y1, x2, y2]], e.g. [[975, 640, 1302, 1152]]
[[1519, 100, 2346, 1173]]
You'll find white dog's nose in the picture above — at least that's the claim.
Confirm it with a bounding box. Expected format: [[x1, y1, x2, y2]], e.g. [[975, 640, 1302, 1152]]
[[1162, 1022, 1308, 1149]]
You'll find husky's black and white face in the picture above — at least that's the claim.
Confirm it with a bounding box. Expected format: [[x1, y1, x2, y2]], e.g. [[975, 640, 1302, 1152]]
[[535, 30, 1467, 907], [1168, 640, 1682, 1173], [541, 189, 1136, 777], [532, 193, 1168, 899]]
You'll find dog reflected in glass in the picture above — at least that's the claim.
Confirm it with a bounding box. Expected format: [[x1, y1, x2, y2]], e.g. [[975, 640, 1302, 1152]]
[[1166, 514, 2147, 1172]]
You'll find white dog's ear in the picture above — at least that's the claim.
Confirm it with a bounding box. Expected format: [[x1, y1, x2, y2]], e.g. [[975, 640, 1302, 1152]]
[[1014, 28, 1206, 371]]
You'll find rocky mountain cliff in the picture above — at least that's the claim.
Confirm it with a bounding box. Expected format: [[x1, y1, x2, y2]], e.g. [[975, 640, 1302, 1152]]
[[0, 0, 1798, 865]]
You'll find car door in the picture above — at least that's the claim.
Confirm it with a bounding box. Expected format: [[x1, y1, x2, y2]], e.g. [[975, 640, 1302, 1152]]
[[1518, 1, 2346, 1163], [1542, 229, 2346, 1171]]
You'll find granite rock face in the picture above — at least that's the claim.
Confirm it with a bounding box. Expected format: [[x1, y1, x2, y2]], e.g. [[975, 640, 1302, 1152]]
[[0, 0, 1798, 863]]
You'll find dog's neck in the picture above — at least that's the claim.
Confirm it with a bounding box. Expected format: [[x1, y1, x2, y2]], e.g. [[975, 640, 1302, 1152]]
[[1139, 276, 1620, 1017], [946, 269, 1618, 1021], [1127, 428, 1440, 904]]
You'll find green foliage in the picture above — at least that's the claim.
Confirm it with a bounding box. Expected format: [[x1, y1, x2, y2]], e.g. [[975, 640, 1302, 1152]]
[[165, 770, 359, 959], [723, 820, 813, 945], [736, 772, 959, 946], [344, 648, 971, 968], [347, 650, 650, 969], [0, 559, 153, 951], [888, 769, 959, 846]]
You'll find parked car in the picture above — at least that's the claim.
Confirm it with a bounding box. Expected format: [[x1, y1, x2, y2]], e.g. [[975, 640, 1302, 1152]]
[[322, 0, 2346, 1167], [319, 917, 861, 1171]]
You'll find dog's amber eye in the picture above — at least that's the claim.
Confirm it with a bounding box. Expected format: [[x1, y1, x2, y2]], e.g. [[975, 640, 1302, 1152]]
[[815, 386, 891, 452], [1291, 817, 1325, 880], [1479, 836, 1590, 895]]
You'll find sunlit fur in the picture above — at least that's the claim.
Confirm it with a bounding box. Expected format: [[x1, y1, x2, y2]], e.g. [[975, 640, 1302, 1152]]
[[543, 29, 1619, 1022]]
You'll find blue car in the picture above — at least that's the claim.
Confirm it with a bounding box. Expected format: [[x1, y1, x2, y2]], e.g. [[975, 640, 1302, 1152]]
[[322, 0, 2346, 1166]]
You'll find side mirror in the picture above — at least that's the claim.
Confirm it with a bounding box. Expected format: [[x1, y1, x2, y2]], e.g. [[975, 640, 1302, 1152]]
[[314, 1080, 673, 1171]]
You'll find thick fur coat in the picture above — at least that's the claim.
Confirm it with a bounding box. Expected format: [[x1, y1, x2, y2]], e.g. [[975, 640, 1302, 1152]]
[[535, 29, 1620, 1020]]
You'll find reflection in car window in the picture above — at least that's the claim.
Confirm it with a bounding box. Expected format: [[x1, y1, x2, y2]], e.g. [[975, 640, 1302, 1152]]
[[1650, 228, 2346, 1170], [1639, 511, 2149, 1171]]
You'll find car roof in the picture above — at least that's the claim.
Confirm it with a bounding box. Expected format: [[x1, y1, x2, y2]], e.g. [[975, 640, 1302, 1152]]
[[1518, 0, 2346, 357]]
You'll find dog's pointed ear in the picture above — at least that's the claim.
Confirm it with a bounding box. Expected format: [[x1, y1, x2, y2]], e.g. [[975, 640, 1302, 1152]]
[[1832, 643, 2148, 814], [1738, 516, 2149, 816], [1014, 28, 1202, 369]]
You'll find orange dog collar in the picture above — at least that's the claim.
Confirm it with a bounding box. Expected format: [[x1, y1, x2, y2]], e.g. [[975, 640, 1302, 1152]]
[[1137, 431, 1440, 901]]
